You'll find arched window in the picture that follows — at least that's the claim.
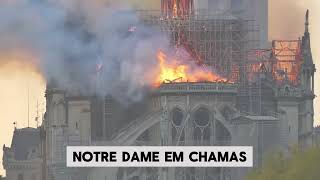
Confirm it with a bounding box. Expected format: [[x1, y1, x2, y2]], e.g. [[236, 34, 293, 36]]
[[172, 108, 184, 126], [194, 108, 210, 126], [171, 108, 185, 143], [76, 122, 79, 129], [193, 108, 211, 145], [57, 102, 65, 124]]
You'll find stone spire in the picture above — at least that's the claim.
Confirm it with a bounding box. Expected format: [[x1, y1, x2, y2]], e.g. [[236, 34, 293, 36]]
[[300, 10, 316, 95], [305, 9, 309, 34], [302, 9, 313, 66]]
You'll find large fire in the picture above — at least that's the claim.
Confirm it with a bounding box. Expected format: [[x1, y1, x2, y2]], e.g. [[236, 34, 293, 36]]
[[155, 50, 230, 86]]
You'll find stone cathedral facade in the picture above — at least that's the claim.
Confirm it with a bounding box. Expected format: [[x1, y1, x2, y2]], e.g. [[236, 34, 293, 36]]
[[3, 11, 316, 180]]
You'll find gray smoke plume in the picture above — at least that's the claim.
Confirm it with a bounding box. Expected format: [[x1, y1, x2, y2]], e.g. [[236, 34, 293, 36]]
[[0, 0, 172, 103]]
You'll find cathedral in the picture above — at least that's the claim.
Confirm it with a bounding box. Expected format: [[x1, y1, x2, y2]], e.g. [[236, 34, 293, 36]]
[[2, 5, 316, 180]]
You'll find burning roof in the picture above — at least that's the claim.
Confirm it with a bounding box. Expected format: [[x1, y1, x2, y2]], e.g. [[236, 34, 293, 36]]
[[154, 50, 232, 86]]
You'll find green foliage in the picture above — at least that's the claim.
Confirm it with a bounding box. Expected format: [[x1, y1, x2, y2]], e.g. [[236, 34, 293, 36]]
[[247, 148, 320, 180]]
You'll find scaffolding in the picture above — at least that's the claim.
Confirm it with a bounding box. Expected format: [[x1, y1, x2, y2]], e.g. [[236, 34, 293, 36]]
[[161, 0, 194, 18], [136, 10, 259, 82], [272, 40, 302, 86], [134, 10, 262, 115], [242, 49, 272, 114], [239, 39, 303, 115], [135, 10, 302, 116]]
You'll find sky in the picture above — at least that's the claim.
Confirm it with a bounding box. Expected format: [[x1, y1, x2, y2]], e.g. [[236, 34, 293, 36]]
[[0, 54, 46, 176], [0, 0, 319, 176]]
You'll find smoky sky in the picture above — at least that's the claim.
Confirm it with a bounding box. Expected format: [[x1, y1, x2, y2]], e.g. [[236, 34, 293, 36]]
[[0, 0, 172, 103]]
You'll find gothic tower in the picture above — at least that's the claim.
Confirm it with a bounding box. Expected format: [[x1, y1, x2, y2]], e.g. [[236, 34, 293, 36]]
[[300, 10, 316, 147], [43, 80, 68, 180]]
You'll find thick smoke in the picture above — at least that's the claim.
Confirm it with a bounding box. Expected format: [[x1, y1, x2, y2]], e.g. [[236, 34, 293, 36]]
[[0, 0, 171, 103]]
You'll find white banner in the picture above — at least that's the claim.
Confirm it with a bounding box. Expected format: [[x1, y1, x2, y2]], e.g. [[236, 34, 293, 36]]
[[67, 146, 253, 167]]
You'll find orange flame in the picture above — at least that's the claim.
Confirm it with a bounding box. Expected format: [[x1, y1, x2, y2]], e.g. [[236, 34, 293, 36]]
[[154, 50, 230, 86], [173, 0, 178, 18]]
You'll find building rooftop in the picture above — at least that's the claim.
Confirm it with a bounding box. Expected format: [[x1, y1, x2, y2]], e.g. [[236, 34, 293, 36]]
[[10, 128, 40, 160]]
